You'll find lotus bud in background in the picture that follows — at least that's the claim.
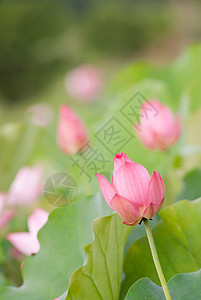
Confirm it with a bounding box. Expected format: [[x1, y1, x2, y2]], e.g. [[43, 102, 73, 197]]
[[0, 193, 14, 229], [64, 64, 102, 102], [7, 208, 49, 256], [96, 152, 165, 226], [27, 103, 54, 128], [7, 166, 43, 206], [134, 99, 182, 151], [56, 105, 88, 155]]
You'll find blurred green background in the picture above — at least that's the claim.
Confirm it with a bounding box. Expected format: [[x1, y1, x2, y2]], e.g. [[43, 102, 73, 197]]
[[1, 0, 201, 192], [0, 0, 201, 106]]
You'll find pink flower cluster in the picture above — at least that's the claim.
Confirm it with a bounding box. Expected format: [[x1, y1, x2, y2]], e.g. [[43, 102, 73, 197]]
[[0, 166, 48, 256], [0, 166, 43, 230]]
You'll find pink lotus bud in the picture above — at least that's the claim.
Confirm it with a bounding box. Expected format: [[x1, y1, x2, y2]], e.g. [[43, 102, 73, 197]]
[[96, 152, 165, 226], [7, 208, 49, 256], [64, 65, 102, 102], [56, 105, 88, 155], [7, 166, 43, 206], [134, 100, 182, 151]]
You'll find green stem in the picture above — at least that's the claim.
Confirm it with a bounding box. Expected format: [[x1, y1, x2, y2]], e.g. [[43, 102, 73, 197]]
[[143, 219, 172, 300]]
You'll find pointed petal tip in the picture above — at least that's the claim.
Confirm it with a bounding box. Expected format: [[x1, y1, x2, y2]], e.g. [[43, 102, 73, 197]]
[[114, 152, 131, 162], [152, 170, 158, 176], [95, 173, 105, 181], [115, 152, 125, 159], [96, 173, 115, 207], [146, 171, 165, 208]]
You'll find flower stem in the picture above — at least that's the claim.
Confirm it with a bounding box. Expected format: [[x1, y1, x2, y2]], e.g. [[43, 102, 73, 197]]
[[143, 219, 172, 300]]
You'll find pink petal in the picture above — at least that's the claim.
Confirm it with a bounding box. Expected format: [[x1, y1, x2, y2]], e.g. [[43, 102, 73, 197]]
[[7, 232, 40, 256], [28, 208, 49, 235], [110, 194, 141, 224], [6, 209, 48, 256], [158, 173, 165, 195], [143, 203, 158, 219], [112, 162, 150, 206], [123, 219, 142, 226], [96, 173, 115, 208], [146, 171, 165, 209], [7, 166, 43, 206], [111, 174, 114, 187]]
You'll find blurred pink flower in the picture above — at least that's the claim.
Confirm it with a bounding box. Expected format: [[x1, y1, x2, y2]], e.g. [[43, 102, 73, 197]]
[[27, 103, 54, 128], [0, 193, 14, 229], [64, 65, 102, 102], [96, 152, 165, 226], [56, 105, 88, 155], [7, 208, 49, 256], [7, 166, 43, 206], [134, 99, 182, 151]]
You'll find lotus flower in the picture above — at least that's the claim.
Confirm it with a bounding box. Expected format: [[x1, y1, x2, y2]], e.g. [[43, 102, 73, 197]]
[[64, 65, 102, 102], [96, 153, 165, 225], [134, 100, 181, 151], [56, 105, 88, 155], [7, 208, 49, 256], [7, 166, 43, 206], [0, 193, 14, 229]]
